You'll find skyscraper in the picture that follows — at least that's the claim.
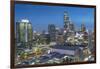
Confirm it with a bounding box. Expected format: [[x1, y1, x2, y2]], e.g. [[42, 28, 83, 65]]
[[81, 12, 86, 32], [63, 11, 75, 41], [16, 19, 33, 43], [81, 23, 86, 32], [64, 11, 70, 30], [69, 22, 75, 31], [48, 24, 56, 42]]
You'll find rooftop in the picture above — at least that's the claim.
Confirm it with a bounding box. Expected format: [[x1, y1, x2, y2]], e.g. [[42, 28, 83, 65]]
[[51, 45, 85, 50], [21, 19, 29, 23]]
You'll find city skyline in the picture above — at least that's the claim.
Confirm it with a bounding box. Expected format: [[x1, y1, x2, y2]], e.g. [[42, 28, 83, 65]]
[[14, 3, 95, 66], [15, 4, 94, 32]]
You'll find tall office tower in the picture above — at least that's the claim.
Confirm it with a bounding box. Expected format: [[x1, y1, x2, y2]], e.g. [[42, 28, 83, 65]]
[[16, 19, 33, 43], [64, 11, 70, 30], [69, 21, 75, 31], [81, 11, 86, 32], [63, 11, 72, 42], [81, 23, 86, 32], [48, 24, 56, 42]]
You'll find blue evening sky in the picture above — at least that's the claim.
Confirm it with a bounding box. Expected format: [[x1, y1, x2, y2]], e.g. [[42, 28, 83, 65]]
[[15, 4, 94, 32]]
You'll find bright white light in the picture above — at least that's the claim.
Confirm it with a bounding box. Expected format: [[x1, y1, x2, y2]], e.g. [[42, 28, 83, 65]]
[[64, 30, 67, 33]]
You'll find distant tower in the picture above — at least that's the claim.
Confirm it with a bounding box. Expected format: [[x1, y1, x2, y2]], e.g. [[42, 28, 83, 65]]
[[48, 24, 56, 42], [63, 11, 75, 41], [81, 23, 86, 32], [69, 21, 74, 31], [81, 12, 86, 32], [64, 11, 70, 30], [16, 19, 33, 43]]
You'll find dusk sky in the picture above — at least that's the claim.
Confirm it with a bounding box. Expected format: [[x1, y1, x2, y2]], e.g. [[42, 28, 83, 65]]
[[15, 4, 95, 32]]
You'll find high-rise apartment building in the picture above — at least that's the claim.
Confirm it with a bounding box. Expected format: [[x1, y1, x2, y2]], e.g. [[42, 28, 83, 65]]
[[16, 19, 33, 43], [48, 24, 56, 42]]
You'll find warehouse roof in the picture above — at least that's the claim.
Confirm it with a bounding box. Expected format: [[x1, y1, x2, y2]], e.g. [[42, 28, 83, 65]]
[[51, 45, 83, 50]]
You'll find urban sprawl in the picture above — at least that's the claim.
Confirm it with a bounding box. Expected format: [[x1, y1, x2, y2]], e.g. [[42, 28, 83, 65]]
[[15, 11, 95, 66]]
